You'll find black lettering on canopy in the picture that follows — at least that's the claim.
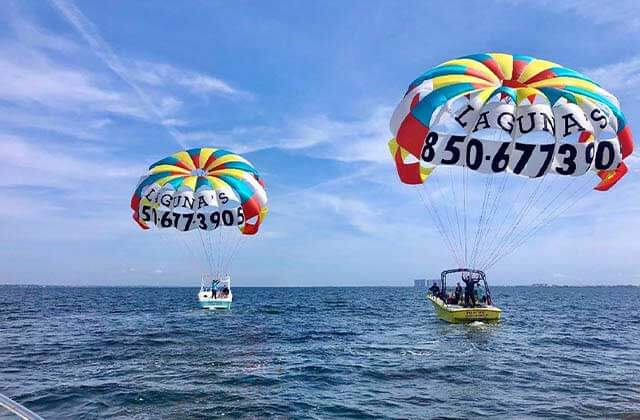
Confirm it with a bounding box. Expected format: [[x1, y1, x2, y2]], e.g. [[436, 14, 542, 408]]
[[171, 195, 194, 208], [160, 193, 172, 207], [517, 112, 536, 134], [218, 192, 229, 204], [590, 109, 607, 129], [562, 113, 586, 137], [455, 104, 474, 128], [197, 196, 208, 210], [182, 196, 194, 209], [143, 188, 156, 201], [542, 113, 555, 135], [473, 111, 490, 132], [497, 112, 514, 133]]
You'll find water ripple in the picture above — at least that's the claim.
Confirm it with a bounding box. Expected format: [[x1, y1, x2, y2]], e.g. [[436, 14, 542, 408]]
[[1, 285, 640, 418]]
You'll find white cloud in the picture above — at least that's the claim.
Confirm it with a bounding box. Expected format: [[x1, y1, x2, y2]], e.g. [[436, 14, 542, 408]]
[[125, 59, 249, 98], [0, 135, 141, 244], [508, 0, 640, 31], [0, 135, 141, 190], [8, 13, 81, 53], [582, 56, 640, 95], [0, 188, 65, 219], [0, 106, 112, 140], [0, 0, 256, 161], [176, 105, 394, 163], [180, 74, 235, 95], [285, 106, 393, 163], [49, 0, 252, 149], [51, 0, 187, 145], [310, 192, 382, 234], [162, 118, 189, 128], [0, 49, 146, 118]]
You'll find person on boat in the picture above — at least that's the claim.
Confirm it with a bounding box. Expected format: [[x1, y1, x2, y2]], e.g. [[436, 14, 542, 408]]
[[429, 281, 440, 297], [454, 282, 463, 304], [463, 275, 480, 308], [220, 286, 230, 298]]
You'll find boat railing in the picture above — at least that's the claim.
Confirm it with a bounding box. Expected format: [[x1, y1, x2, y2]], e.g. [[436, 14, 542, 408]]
[[0, 392, 44, 420], [200, 274, 231, 293]]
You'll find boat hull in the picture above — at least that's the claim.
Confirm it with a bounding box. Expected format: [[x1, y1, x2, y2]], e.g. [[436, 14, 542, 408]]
[[198, 290, 232, 310], [427, 295, 501, 323], [198, 297, 232, 310]]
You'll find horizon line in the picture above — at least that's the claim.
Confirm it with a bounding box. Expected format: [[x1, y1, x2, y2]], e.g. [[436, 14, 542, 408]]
[[1, 283, 639, 288]]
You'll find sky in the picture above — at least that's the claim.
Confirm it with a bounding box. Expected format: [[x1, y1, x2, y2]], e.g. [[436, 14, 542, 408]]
[[1, 0, 639, 286]]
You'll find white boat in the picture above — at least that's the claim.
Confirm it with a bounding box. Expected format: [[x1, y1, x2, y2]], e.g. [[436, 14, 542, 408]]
[[198, 274, 233, 310]]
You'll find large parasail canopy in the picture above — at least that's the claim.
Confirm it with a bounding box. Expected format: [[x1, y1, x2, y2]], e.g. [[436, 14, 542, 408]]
[[131, 147, 268, 275], [389, 53, 634, 270]]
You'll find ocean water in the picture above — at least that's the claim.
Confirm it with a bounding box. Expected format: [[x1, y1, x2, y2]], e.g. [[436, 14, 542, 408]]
[[1, 285, 640, 419]]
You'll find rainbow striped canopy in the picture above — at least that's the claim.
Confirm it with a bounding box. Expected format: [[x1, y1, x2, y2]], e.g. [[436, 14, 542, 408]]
[[389, 52, 634, 190], [131, 147, 268, 234]]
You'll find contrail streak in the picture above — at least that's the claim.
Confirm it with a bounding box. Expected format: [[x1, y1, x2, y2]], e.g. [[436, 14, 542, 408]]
[[50, 0, 187, 148]]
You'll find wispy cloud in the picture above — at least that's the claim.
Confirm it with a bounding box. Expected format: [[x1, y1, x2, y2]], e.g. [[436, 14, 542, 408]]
[[7, 10, 81, 53], [508, 0, 640, 31], [0, 134, 141, 244], [125, 60, 248, 98], [49, 0, 251, 147], [176, 105, 394, 163], [311, 192, 382, 234], [0, 48, 146, 118], [286, 106, 393, 163], [50, 0, 187, 145], [0, 106, 112, 140], [582, 56, 640, 96], [0, 134, 140, 190]]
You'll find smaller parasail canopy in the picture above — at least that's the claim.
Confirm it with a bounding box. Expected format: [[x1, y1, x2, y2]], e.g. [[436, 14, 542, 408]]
[[131, 147, 268, 235]]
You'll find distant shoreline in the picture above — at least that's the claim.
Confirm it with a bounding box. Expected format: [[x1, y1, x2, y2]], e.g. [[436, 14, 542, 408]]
[[1, 284, 638, 288]]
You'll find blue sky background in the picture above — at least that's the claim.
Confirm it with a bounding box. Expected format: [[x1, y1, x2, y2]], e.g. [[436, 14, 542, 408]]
[[1, 0, 639, 286]]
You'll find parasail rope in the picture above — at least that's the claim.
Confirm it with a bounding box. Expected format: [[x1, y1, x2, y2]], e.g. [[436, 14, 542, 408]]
[[480, 173, 550, 268], [483, 176, 594, 270], [449, 166, 465, 260], [418, 185, 463, 267], [463, 164, 469, 266], [430, 166, 463, 263], [197, 229, 215, 275], [469, 171, 494, 268]]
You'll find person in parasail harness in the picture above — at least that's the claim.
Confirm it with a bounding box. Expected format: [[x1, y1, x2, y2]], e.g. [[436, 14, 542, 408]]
[[428, 281, 440, 298], [463, 274, 480, 308]]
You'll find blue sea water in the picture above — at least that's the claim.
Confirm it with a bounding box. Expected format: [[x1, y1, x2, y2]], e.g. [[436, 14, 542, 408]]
[[1, 285, 640, 419]]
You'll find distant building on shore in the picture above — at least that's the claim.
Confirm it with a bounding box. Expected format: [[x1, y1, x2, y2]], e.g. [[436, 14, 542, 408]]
[[414, 279, 426, 288]]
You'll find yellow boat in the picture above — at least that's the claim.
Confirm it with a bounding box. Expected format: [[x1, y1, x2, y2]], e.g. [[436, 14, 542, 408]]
[[427, 269, 502, 323]]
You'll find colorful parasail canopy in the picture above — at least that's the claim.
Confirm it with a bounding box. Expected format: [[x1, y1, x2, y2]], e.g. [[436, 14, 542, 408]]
[[388, 53, 635, 271], [131, 147, 268, 235], [389, 52, 634, 191]]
